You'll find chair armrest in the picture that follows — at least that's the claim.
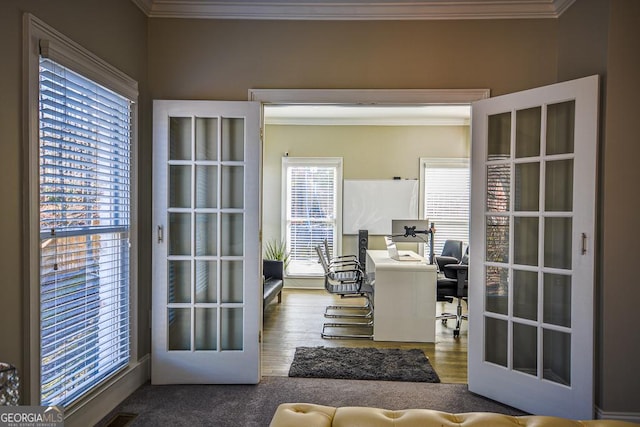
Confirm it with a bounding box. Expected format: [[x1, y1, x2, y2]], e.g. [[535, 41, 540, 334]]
[[445, 264, 468, 294], [331, 254, 358, 262], [436, 255, 459, 271]]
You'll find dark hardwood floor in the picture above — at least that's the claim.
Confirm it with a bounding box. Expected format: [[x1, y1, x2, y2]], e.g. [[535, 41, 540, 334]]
[[262, 288, 468, 383]]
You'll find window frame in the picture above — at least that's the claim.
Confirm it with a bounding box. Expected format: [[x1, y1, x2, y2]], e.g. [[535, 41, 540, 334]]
[[419, 157, 470, 256], [281, 157, 343, 277], [24, 13, 138, 409]]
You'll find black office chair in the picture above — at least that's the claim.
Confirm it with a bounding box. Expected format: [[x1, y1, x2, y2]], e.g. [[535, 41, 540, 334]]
[[434, 239, 463, 319], [436, 246, 468, 338], [435, 239, 463, 271], [315, 244, 373, 339]]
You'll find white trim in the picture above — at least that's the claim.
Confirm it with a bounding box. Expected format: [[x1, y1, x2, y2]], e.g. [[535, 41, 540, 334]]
[[64, 356, 150, 427], [23, 12, 141, 409], [250, 88, 489, 105], [140, 0, 576, 20], [595, 407, 640, 424], [34, 23, 138, 101], [130, 0, 153, 15]]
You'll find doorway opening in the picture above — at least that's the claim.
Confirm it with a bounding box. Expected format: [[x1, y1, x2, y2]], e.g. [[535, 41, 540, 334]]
[[253, 88, 488, 382]]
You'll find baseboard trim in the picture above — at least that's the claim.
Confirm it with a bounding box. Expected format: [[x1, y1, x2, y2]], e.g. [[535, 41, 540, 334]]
[[596, 406, 640, 423], [64, 354, 150, 427]]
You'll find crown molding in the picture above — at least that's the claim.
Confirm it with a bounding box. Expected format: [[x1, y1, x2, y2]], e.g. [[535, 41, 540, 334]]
[[133, 0, 576, 20], [131, 0, 153, 16]]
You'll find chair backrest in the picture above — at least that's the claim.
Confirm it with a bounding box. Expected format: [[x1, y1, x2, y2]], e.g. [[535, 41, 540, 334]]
[[460, 246, 469, 265], [441, 239, 463, 260], [323, 238, 332, 260]]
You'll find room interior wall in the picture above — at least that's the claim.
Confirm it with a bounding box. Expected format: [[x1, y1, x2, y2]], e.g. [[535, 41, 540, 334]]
[[0, 0, 150, 404], [557, 0, 640, 415], [599, 0, 640, 414], [263, 124, 469, 287], [148, 18, 558, 100]]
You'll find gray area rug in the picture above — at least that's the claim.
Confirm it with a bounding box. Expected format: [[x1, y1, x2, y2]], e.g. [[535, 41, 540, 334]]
[[288, 346, 440, 383], [96, 377, 526, 427]]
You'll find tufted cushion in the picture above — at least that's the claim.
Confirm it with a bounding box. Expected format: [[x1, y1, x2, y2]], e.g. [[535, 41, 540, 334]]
[[269, 403, 336, 427], [269, 403, 639, 427]]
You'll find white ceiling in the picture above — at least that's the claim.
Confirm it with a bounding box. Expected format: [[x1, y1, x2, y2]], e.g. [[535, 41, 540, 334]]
[[264, 104, 471, 126], [131, 0, 576, 20]]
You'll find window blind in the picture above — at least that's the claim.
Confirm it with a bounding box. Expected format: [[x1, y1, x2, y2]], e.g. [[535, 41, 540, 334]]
[[39, 57, 131, 407], [285, 165, 337, 275], [424, 162, 470, 256]]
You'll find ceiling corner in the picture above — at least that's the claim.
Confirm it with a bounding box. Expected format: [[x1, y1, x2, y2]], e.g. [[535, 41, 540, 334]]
[[555, 0, 577, 17], [131, 0, 152, 16]]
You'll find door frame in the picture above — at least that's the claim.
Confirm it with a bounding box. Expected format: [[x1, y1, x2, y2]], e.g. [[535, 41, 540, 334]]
[[249, 88, 489, 106], [250, 87, 488, 368]]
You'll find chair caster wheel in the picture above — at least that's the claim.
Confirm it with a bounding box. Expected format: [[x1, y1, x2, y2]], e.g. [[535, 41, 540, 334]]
[[453, 330, 460, 338], [441, 319, 448, 325]]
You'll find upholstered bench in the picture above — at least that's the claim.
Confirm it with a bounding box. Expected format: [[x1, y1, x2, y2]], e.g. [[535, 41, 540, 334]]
[[269, 403, 638, 427], [263, 260, 284, 310]]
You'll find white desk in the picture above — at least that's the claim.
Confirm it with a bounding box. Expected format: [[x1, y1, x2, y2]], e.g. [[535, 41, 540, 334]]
[[366, 249, 437, 343]]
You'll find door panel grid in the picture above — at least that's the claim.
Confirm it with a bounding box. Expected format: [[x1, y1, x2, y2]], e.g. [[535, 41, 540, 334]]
[[469, 76, 598, 419], [153, 100, 260, 385]]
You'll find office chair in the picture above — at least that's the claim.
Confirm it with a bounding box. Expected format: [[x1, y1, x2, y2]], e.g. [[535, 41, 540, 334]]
[[316, 243, 374, 316], [435, 239, 463, 271], [434, 239, 463, 321], [436, 247, 468, 338], [315, 244, 374, 339]]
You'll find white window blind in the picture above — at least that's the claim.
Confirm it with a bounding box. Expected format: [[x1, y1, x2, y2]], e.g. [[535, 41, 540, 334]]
[[39, 57, 132, 407], [284, 159, 340, 276], [423, 159, 470, 256]]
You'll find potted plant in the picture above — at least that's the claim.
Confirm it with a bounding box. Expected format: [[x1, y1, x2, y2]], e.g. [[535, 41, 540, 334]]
[[263, 238, 290, 269]]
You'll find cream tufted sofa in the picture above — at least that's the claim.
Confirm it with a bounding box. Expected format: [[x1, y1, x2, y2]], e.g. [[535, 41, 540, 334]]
[[269, 403, 639, 427]]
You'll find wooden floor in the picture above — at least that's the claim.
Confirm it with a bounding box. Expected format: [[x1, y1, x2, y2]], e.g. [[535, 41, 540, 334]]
[[262, 288, 468, 383]]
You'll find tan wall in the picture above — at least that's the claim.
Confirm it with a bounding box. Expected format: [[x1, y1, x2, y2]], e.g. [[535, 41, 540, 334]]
[[600, 0, 640, 413], [0, 0, 150, 402], [558, 0, 640, 414], [263, 124, 469, 267], [148, 18, 558, 99]]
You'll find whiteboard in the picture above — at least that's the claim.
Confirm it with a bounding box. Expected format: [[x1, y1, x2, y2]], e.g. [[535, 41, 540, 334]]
[[343, 179, 419, 235]]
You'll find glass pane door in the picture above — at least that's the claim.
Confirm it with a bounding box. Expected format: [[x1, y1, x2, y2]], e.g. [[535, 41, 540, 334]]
[[152, 100, 260, 384], [484, 101, 575, 382], [166, 115, 246, 352], [469, 76, 598, 419]]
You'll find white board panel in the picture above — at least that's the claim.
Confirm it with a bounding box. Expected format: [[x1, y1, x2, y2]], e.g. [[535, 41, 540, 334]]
[[343, 179, 419, 235]]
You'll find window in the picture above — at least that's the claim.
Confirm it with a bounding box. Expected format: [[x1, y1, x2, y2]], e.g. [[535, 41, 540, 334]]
[[283, 158, 342, 276], [421, 158, 470, 256], [26, 15, 138, 409]]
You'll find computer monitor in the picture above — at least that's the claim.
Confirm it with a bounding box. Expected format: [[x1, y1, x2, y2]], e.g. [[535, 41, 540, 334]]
[[391, 219, 431, 243]]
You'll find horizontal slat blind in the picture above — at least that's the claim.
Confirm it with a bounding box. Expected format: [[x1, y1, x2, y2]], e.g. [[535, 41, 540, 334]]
[[39, 57, 131, 407], [424, 161, 470, 256], [285, 164, 337, 275]]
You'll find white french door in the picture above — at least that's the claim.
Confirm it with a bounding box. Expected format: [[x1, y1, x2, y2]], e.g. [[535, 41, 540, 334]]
[[469, 76, 599, 419], [151, 100, 261, 384]]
